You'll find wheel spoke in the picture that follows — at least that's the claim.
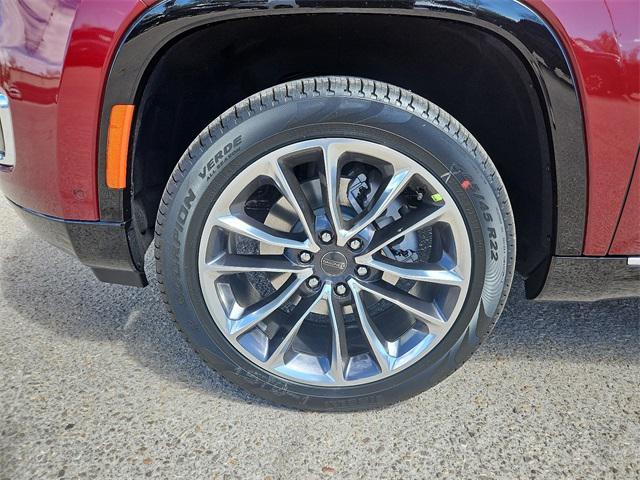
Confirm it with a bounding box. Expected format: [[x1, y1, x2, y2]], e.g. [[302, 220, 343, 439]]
[[205, 253, 310, 276], [215, 214, 313, 251], [327, 291, 349, 383], [359, 204, 450, 260], [360, 258, 463, 286], [353, 280, 448, 334], [264, 286, 328, 368], [320, 142, 344, 239], [270, 158, 320, 252], [228, 276, 307, 337], [342, 168, 414, 243], [348, 280, 392, 373]]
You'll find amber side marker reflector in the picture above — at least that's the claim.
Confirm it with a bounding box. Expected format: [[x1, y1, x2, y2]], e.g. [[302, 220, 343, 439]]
[[106, 104, 135, 189]]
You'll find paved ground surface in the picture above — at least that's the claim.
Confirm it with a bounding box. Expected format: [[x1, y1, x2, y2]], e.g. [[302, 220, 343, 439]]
[[0, 198, 638, 480]]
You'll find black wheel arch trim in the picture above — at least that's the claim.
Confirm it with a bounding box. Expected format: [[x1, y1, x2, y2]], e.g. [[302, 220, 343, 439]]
[[7, 199, 148, 287], [97, 0, 588, 291]]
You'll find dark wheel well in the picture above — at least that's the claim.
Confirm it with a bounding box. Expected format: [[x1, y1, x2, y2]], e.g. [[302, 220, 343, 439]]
[[129, 13, 554, 279]]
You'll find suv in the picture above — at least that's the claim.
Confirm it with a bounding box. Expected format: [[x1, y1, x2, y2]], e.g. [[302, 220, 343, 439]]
[[1, 0, 638, 410]]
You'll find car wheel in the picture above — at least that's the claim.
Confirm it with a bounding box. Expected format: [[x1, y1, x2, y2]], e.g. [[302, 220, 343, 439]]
[[155, 77, 515, 411]]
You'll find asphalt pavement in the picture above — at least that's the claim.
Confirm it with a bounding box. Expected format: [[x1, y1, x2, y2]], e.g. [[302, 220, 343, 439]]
[[0, 197, 638, 480]]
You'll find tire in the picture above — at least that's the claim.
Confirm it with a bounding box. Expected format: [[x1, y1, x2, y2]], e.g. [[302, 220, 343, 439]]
[[155, 76, 515, 411]]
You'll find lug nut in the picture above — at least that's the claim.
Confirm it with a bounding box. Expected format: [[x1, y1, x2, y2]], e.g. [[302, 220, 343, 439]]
[[299, 251, 313, 263], [334, 283, 348, 296], [348, 238, 363, 251], [307, 276, 321, 289], [320, 230, 333, 244], [356, 266, 369, 278]]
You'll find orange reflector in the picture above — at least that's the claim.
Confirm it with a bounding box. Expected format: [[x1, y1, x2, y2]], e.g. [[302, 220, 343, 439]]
[[106, 104, 134, 189]]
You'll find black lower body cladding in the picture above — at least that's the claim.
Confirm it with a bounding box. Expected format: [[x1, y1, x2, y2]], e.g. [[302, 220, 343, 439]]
[[155, 77, 515, 411]]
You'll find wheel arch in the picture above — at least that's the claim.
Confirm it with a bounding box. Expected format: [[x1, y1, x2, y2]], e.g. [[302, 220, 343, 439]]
[[98, 0, 587, 297]]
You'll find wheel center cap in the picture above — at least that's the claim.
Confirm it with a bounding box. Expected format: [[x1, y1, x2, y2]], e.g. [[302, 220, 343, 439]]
[[320, 251, 348, 276]]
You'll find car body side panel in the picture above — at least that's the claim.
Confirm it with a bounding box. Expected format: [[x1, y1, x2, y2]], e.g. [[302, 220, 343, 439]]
[[1, 0, 638, 258], [0, 0, 81, 218], [0, 0, 146, 220], [56, 0, 148, 219], [530, 0, 640, 255], [610, 151, 640, 255], [605, 0, 640, 256]]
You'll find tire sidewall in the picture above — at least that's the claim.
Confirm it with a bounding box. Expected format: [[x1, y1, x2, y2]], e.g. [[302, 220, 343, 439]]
[[159, 95, 510, 410]]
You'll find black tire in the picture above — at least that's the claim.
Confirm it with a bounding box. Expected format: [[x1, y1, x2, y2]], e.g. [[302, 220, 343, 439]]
[[155, 77, 515, 411]]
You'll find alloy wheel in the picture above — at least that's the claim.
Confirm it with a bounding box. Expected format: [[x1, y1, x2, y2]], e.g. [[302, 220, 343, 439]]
[[198, 138, 472, 386]]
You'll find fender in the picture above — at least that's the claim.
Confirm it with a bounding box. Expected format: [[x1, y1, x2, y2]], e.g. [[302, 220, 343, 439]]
[[97, 0, 588, 277]]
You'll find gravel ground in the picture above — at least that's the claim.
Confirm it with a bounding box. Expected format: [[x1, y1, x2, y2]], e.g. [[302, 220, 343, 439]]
[[0, 197, 638, 480]]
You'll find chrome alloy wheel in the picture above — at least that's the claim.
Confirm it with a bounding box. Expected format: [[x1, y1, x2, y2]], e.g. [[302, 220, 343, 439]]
[[198, 138, 472, 386]]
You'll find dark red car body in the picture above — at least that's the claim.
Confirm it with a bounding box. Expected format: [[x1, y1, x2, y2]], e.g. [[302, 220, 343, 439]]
[[1, 0, 638, 300]]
